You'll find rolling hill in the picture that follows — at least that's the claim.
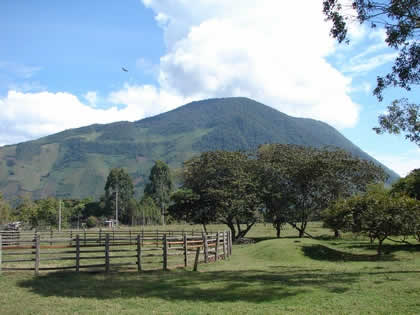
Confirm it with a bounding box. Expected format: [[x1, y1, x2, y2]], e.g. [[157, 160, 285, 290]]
[[0, 97, 399, 200]]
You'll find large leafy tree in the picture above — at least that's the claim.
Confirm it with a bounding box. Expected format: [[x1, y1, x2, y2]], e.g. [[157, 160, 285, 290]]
[[167, 189, 212, 231], [137, 195, 161, 225], [258, 144, 387, 237], [104, 168, 134, 224], [14, 196, 66, 228], [0, 192, 11, 224], [179, 151, 262, 241], [391, 168, 420, 199], [323, 186, 420, 255], [323, 0, 419, 145], [36, 197, 62, 227], [15, 196, 39, 227], [144, 160, 173, 225]]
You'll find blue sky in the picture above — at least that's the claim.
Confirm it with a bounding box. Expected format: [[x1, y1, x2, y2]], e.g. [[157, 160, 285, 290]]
[[0, 0, 418, 176]]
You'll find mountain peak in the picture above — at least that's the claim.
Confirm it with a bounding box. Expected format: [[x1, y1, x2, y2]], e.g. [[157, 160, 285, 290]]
[[0, 97, 399, 200]]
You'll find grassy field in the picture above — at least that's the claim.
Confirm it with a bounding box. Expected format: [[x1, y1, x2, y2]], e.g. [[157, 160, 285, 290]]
[[1, 223, 419, 314]]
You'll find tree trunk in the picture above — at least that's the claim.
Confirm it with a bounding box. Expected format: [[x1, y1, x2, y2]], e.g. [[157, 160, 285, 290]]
[[276, 223, 281, 238], [237, 221, 256, 240], [226, 221, 236, 242], [298, 228, 304, 238], [377, 238, 384, 256], [289, 222, 313, 238], [334, 229, 340, 238]]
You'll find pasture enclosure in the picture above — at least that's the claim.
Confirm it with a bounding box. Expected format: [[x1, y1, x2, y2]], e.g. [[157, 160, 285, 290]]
[[0, 229, 232, 274]]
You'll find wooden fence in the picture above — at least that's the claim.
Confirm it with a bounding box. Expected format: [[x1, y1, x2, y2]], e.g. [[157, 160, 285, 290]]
[[0, 230, 232, 275]]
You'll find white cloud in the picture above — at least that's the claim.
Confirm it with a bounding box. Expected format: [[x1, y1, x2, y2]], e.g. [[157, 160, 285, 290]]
[[0, 88, 189, 145], [2, 0, 389, 145], [108, 83, 190, 117], [342, 52, 398, 73], [141, 0, 360, 128], [84, 91, 98, 106], [349, 81, 371, 94], [135, 58, 158, 76]]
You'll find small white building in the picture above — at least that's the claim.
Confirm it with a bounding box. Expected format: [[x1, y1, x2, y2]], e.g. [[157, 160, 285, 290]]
[[104, 219, 117, 228]]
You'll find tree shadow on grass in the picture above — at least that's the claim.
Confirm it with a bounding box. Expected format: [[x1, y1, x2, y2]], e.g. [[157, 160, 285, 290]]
[[16, 266, 378, 303], [18, 266, 420, 303], [346, 243, 420, 254], [249, 236, 278, 243], [302, 244, 397, 262], [250, 236, 313, 243]]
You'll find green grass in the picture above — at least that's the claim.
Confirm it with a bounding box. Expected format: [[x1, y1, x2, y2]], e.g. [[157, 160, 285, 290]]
[[1, 223, 420, 314]]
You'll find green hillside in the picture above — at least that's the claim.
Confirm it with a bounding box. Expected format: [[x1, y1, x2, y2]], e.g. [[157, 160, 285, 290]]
[[0, 97, 399, 200]]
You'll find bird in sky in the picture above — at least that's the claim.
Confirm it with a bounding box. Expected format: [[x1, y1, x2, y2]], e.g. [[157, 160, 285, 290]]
[[122, 67, 128, 72]]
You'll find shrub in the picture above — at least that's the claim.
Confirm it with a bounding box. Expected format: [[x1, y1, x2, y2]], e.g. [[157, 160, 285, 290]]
[[86, 216, 98, 228]]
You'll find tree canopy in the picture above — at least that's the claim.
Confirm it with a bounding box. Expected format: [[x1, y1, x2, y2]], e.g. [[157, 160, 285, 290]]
[[144, 160, 173, 225], [173, 151, 262, 240], [258, 144, 387, 237], [104, 168, 134, 223], [323, 0, 419, 145], [323, 185, 420, 254], [0, 193, 11, 224], [391, 168, 420, 199]]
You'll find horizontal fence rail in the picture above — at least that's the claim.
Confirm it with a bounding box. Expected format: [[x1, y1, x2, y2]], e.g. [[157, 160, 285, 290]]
[[0, 230, 233, 275]]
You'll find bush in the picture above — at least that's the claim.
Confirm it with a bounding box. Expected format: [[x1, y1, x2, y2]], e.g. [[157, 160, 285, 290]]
[[322, 187, 420, 255], [86, 216, 98, 228]]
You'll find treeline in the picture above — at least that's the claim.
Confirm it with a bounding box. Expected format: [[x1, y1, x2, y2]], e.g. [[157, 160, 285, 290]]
[[0, 161, 171, 229], [2, 144, 419, 256], [322, 169, 420, 255], [168, 144, 387, 240], [167, 144, 419, 255]]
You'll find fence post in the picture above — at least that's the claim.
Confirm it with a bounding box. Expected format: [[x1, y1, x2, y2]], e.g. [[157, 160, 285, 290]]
[[69, 230, 73, 246], [105, 234, 110, 273], [226, 231, 230, 258], [193, 247, 200, 271], [183, 233, 188, 267], [229, 230, 232, 256], [142, 230, 144, 246], [137, 234, 142, 272], [0, 234, 2, 275], [223, 231, 227, 259], [163, 234, 168, 271], [215, 232, 219, 261], [225, 231, 229, 258], [99, 228, 102, 245], [203, 232, 208, 263], [35, 234, 40, 276], [50, 228, 53, 246], [129, 230, 132, 245], [83, 228, 87, 246], [76, 234, 80, 272]]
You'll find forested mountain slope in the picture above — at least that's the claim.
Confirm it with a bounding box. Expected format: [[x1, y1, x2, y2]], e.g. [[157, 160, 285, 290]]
[[0, 97, 399, 200]]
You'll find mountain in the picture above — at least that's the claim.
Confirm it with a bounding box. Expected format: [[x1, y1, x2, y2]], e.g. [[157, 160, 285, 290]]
[[0, 97, 399, 200]]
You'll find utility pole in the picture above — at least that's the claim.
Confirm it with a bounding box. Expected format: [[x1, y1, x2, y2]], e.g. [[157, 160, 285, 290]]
[[58, 199, 62, 232], [160, 181, 165, 226], [162, 202, 165, 226], [115, 186, 119, 227]]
